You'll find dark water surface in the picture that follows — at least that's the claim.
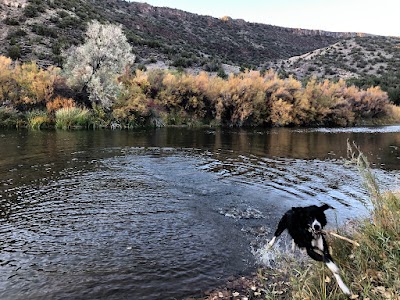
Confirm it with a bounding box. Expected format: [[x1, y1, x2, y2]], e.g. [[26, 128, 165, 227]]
[[1, 127, 400, 299]]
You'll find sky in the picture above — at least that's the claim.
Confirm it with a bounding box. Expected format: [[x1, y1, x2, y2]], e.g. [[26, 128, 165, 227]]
[[131, 0, 400, 37]]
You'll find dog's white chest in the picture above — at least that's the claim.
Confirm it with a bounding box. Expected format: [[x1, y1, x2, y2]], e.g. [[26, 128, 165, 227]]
[[311, 235, 324, 252]]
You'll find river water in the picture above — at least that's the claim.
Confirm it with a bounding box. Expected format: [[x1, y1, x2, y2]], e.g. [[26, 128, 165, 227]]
[[1, 127, 400, 299]]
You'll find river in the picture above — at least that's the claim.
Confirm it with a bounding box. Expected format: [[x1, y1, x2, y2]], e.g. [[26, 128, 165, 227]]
[[1, 126, 400, 299]]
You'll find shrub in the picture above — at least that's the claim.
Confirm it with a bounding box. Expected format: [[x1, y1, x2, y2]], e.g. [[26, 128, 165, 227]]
[[7, 28, 27, 39], [23, 5, 38, 18], [11, 62, 60, 107], [8, 45, 21, 60], [26, 110, 50, 129], [217, 68, 228, 79], [0, 107, 21, 128], [32, 24, 58, 38], [172, 57, 192, 68], [46, 96, 76, 113], [203, 60, 220, 72], [4, 17, 20, 26]]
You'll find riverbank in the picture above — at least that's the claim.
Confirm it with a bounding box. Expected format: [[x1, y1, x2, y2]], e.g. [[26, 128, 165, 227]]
[[192, 147, 400, 300], [1, 105, 400, 130], [188, 267, 292, 299]]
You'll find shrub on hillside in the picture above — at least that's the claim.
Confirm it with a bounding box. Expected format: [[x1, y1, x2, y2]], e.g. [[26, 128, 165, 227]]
[[8, 45, 21, 60]]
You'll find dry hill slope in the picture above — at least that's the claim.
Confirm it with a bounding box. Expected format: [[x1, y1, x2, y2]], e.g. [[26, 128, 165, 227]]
[[0, 0, 366, 68]]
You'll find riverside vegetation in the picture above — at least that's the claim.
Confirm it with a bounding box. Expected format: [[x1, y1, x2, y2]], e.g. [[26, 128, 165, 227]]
[[1, 55, 399, 129]]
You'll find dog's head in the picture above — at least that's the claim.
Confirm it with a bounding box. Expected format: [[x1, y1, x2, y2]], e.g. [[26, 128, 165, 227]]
[[310, 219, 323, 235], [292, 204, 333, 234]]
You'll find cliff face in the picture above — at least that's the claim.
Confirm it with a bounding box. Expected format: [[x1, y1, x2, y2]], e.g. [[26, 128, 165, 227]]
[[289, 28, 371, 38]]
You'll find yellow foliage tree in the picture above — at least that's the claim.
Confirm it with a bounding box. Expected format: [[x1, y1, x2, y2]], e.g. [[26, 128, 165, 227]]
[[13, 62, 59, 106], [270, 97, 293, 126], [0, 56, 14, 104], [0, 56, 60, 109], [112, 70, 152, 125]]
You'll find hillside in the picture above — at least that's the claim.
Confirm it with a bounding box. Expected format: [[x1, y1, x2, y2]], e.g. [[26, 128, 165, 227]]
[[1, 0, 363, 68], [266, 36, 400, 104], [268, 36, 400, 80]]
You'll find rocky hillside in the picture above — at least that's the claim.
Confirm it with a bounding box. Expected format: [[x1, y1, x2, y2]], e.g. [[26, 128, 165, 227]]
[[268, 36, 400, 80], [1, 0, 366, 68]]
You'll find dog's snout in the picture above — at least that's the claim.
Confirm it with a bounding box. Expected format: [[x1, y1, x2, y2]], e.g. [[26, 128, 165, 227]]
[[311, 219, 322, 232]]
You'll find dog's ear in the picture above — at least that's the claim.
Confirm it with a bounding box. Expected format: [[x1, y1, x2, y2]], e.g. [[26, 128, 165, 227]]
[[320, 204, 334, 210]]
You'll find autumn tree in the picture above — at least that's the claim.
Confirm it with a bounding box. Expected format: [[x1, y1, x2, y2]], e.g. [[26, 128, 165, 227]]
[[63, 20, 135, 108], [13, 62, 59, 107], [0, 56, 14, 104], [112, 70, 152, 126], [0, 57, 59, 109]]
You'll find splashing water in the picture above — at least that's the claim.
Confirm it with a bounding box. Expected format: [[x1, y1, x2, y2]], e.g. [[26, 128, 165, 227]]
[[253, 233, 307, 269]]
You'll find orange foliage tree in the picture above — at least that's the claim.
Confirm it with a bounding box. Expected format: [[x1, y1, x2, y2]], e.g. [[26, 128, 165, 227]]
[[112, 70, 153, 126], [12, 62, 59, 107], [46, 96, 76, 114]]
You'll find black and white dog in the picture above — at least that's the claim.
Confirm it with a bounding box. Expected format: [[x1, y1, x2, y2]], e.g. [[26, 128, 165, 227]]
[[267, 204, 351, 296]]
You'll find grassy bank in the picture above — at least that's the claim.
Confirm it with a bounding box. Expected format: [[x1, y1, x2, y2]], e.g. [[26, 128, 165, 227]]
[[1, 104, 400, 130], [194, 145, 399, 300]]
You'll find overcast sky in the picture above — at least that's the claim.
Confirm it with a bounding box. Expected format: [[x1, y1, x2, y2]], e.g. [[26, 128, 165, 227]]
[[131, 0, 399, 37]]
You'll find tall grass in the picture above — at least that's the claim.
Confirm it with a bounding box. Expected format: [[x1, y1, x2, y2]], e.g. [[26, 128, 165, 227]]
[[291, 143, 400, 299], [55, 107, 91, 129]]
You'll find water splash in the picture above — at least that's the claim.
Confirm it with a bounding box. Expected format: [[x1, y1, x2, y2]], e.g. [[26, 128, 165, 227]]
[[218, 207, 264, 219], [252, 234, 307, 269]]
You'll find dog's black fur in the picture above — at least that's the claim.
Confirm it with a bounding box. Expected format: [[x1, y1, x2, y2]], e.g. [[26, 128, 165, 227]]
[[267, 204, 351, 295], [271, 204, 330, 260]]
